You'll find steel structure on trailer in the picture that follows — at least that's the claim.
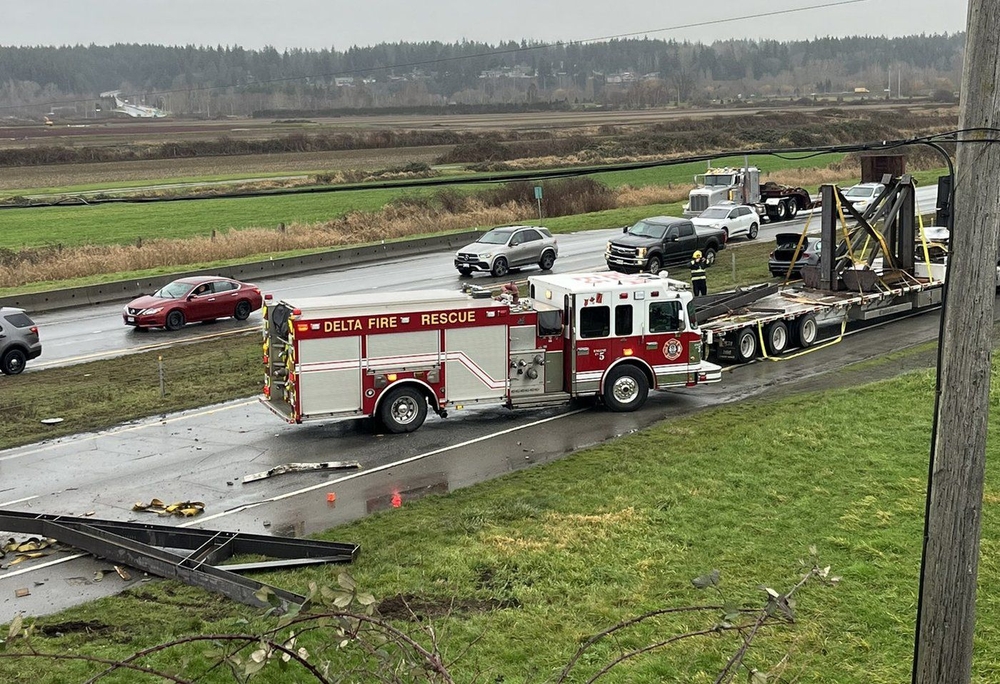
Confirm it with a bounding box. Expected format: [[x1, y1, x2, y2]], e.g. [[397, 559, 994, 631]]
[[0, 510, 359, 612]]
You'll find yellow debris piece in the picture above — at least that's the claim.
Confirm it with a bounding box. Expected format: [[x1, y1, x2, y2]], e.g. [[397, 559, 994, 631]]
[[132, 499, 205, 517]]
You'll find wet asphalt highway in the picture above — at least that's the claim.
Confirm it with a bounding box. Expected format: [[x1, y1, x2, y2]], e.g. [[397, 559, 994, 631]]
[[28, 185, 937, 371]]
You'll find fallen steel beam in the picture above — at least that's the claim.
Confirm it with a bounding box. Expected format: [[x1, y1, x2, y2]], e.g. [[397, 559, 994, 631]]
[[0, 510, 359, 612], [693, 283, 780, 324]]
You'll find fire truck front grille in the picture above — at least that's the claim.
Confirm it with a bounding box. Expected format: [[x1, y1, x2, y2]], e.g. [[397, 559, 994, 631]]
[[690, 195, 709, 213]]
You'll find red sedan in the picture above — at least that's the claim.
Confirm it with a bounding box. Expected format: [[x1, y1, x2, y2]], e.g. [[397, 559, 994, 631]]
[[123, 276, 263, 331]]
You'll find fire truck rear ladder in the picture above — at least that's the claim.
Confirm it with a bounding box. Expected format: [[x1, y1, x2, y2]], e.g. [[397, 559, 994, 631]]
[[0, 510, 359, 612]]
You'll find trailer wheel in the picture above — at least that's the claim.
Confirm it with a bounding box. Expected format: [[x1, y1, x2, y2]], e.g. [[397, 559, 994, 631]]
[[776, 201, 789, 221], [735, 327, 758, 364], [379, 386, 428, 434], [764, 321, 789, 355], [787, 197, 799, 218], [795, 314, 818, 348], [602, 365, 649, 412], [748, 222, 759, 240]]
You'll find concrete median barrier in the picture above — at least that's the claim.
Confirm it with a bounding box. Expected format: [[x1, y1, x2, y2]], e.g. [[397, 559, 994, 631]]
[[0, 230, 481, 314]]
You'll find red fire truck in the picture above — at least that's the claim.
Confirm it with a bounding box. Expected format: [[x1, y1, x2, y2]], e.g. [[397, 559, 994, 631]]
[[260, 272, 722, 433]]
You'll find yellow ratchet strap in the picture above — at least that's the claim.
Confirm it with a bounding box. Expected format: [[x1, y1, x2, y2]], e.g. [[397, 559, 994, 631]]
[[783, 211, 814, 285]]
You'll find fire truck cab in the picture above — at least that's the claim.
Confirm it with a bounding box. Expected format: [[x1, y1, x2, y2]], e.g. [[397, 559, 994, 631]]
[[261, 272, 721, 434]]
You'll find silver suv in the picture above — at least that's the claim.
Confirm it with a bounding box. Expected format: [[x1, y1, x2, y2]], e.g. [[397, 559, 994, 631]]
[[455, 226, 558, 277], [0, 307, 42, 375]]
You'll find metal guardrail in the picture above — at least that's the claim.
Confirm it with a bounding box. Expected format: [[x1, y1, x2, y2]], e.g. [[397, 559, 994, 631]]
[[0, 230, 481, 314]]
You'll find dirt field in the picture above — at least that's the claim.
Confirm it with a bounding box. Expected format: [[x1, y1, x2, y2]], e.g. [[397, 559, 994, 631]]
[[0, 102, 958, 193], [0, 146, 451, 191]]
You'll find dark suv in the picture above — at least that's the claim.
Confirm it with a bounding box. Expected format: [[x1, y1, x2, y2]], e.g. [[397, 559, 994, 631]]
[[0, 307, 42, 375]]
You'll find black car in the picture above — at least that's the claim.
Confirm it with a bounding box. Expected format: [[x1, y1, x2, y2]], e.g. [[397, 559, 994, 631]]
[[769, 233, 822, 278]]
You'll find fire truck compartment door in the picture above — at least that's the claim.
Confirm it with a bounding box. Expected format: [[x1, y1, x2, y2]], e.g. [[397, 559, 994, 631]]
[[297, 336, 362, 416], [445, 325, 508, 401]]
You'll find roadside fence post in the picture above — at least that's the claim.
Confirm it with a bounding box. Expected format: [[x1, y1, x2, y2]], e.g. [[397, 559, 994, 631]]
[[731, 250, 736, 281], [158, 355, 165, 398]]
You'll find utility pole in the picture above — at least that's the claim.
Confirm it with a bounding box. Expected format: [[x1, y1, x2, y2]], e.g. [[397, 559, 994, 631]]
[[913, 1, 1000, 683]]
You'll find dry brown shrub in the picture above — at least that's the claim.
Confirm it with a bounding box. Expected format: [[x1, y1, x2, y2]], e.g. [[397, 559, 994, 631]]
[[615, 184, 689, 205]]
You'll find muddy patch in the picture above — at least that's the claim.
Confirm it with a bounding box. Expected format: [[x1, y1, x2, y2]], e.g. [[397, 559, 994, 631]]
[[36, 620, 111, 636]]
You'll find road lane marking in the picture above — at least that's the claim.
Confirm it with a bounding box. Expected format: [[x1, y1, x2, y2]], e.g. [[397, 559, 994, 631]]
[[0, 400, 257, 463], [0, 495, 39, 507], [186, 407, 592, 526], [0, 553, 87, 580]]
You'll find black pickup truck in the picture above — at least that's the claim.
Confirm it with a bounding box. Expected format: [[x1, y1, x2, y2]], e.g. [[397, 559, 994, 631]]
[[605, 216, 727, 274]]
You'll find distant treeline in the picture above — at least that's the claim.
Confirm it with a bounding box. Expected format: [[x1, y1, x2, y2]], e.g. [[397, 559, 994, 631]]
[[0, 34, 965, 115]]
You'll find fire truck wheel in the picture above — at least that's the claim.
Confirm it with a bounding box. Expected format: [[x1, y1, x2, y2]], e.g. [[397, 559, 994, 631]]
[[379, 386, 428, 433], [795, 314, 818, 348], [735, 327, 758, 363], [538, 250, 556, 271], [233, 300, 253, 321], [491, 257, 509, 277], [748, 222, 759, 240], [165, 309, 186, 331], [603, 365, 649, 412], [764, 320, 789, 355]]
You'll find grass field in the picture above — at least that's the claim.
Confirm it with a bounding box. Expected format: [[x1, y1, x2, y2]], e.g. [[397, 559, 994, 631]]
[[4, 346, 1000, 683]]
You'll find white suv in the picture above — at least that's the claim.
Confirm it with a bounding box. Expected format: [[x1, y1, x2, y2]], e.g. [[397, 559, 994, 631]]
[[454, 226, 559, 277], [843, 183, 885, 213], [691, 202, 759, 241]]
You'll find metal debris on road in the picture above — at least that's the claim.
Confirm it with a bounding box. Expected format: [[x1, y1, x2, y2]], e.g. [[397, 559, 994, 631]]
[[242, 461, 361, 483], [0, 510, 360, 612], [132, 498, 205, 517]]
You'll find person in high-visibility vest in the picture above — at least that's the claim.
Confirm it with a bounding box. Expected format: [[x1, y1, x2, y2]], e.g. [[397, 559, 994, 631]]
[[690, 250, 708, 296]]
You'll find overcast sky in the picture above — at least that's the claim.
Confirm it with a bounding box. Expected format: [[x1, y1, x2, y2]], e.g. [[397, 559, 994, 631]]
[[3, 0, 970, 51]]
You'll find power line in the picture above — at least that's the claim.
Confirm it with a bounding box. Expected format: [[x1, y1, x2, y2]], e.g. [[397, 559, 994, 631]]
[[2, 0, 866, 113]]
